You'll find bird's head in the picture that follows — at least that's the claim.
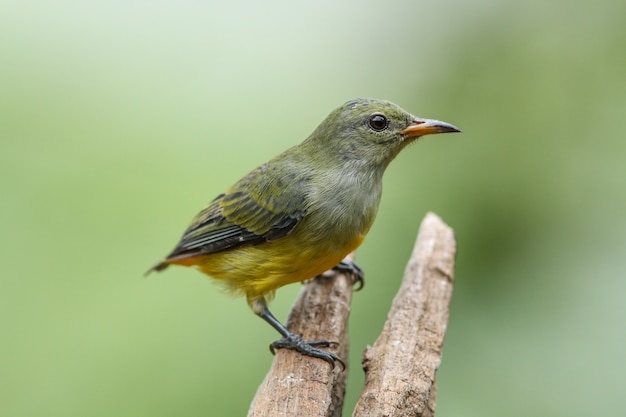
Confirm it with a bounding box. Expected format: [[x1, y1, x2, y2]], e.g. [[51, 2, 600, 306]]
[[306, 98, 460, 170]]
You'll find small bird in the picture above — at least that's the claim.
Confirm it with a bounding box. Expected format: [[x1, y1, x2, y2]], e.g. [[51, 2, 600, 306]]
[[148, 98, 460, 367]]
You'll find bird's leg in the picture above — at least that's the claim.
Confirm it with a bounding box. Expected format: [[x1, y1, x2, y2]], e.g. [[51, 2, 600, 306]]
[[257, 305, 345, 370], [333, 258, 365, 290]]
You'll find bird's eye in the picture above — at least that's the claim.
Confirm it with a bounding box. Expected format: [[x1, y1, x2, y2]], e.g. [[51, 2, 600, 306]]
[[368, 114, 388, 132]]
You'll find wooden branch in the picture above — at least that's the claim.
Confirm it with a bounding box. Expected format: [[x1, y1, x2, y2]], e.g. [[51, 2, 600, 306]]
[[247, 254, 355, 417], [353, 212, 456, 417], [248, 213, 456, 417]]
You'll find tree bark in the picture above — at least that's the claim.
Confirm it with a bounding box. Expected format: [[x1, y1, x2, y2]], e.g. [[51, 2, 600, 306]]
[[353, 212, 456, 417], [248, 213, 456, 417]]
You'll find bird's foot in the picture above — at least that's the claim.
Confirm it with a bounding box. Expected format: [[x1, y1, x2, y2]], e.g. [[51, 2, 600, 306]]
[[333, 259, 365, 291], [269, 333, 345, 370]]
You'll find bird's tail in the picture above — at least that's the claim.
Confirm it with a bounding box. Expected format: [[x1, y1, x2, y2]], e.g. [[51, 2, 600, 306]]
[[144, 261, 170, 277]]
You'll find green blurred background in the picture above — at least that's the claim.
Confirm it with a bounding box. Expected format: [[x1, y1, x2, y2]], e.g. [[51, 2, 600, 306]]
[[2, 0, 625, 415]]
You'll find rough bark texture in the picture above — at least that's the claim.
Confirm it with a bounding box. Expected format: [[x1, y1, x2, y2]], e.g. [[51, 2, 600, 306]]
[[247, 255, 355, 417], [353, 212, 456, 417], [248, 213, 456, 417]]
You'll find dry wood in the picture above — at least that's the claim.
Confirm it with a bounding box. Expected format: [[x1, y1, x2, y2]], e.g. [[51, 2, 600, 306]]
[[248, 213, 456, 417], [353, 212, 456, 417]]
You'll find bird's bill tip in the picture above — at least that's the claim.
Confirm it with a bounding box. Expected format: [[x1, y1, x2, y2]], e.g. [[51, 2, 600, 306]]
[[399, 118, 461, 138]]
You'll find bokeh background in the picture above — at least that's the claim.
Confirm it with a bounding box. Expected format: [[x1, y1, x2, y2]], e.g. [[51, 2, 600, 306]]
[[2, 0, 625, 416]]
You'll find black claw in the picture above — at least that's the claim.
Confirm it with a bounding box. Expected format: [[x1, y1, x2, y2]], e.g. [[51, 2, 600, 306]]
[[258, 306, 346, 370], [269, 334, 345, 370], [307, 340, 340, 348], [333, 259, 365, 291]]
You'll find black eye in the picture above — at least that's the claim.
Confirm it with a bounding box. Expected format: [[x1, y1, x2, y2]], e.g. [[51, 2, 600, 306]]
[[368, 114, 388, 131]]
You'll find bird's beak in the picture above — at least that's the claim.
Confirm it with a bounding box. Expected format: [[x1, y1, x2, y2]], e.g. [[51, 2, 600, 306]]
[[399, 117, 461, 138]]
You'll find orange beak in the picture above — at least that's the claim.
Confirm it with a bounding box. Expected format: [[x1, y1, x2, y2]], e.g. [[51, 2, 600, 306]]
[[399, 117, 461, 138]]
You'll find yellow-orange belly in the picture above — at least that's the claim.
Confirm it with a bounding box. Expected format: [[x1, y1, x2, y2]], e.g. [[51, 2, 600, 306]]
[[171, 229, 365, 300]]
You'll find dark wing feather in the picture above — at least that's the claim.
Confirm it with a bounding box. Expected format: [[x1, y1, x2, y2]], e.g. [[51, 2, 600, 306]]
[[147, 160, 311, 274], [162, 191, 306, 261]]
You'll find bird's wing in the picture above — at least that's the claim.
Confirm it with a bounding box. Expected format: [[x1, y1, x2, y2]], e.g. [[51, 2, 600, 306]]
[[157, 163, 309, 266]]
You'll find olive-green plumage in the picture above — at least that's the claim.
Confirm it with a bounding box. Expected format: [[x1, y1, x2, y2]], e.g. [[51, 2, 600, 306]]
[[150, 98, 460, 366]]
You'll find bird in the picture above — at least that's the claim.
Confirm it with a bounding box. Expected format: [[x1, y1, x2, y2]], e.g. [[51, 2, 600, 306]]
[[148, 98, 460, 368]]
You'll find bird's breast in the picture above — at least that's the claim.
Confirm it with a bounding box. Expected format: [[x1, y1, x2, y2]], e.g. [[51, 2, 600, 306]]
[[302, 169, 383, 253]]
